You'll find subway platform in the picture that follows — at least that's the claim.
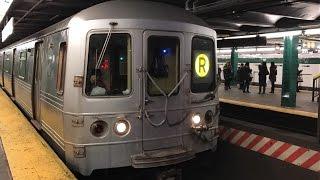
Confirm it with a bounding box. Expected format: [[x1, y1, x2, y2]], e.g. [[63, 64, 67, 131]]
[[0, 90, 75, 180], [219, 85, 319, 136], [219, 85, 318, 118], [218, 84, 320, 176]]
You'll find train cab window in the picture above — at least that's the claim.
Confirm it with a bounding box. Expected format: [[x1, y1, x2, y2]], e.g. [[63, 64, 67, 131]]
[[85, 33, 132, 96], [56, 42, 67, 95], [191, 36, 215, 93], [147, 36, 180, 96], [18, 51, 27, 79]]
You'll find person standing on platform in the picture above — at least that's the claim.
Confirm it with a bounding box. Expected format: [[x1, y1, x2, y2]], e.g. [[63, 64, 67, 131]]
[[223, 62, 232, 90], [258, 62, 269, 94], [269, 62, 277, 93], [238, 63, 244, 90], [297, 69, 303, 92], [218, 66, 222, 82], [242, 62, 252, 93]]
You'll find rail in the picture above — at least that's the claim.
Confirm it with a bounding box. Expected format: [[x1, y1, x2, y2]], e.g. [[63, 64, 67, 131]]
[[312, 73, 320, 102]]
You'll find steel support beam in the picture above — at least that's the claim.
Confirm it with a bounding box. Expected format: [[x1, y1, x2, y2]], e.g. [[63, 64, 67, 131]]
[[281, 36, 299, 107], [231, 47, 238, 85]]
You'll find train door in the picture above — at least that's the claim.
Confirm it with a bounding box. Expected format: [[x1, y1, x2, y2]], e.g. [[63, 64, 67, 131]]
[[1, 53, 3, 88], [11, 48, 16, 98], [32, 42, 43, 129], [0, 53, 3, 87], [142, 31, 186, 151]]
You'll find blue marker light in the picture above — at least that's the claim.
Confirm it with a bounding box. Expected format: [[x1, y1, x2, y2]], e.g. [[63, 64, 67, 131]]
[[162, 49, 167, 53], [120, 57, 124, 61]]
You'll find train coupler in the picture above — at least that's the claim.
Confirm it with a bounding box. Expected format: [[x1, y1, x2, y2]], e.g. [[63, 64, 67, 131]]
[[192, 126, 219, 142]]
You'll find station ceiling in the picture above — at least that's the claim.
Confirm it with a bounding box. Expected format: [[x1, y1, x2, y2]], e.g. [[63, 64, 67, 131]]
[[0, 0, 319, 48]]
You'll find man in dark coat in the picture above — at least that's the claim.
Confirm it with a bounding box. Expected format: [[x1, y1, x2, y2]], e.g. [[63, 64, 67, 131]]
[[242, 62, 252, 93], [238, 63, 244, 90], [223, 62, 232, 90], [269, 62, 277, 93], [258, 62, 269, 94]]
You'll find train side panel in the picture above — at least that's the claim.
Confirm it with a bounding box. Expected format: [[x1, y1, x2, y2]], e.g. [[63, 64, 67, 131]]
[[0, 53, 3, 87], [39, 30, 68, 150], [3, 50, 14, 96]]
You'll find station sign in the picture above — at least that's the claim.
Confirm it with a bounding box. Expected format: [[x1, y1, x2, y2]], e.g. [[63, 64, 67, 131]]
[[2, 17, 13, 42]]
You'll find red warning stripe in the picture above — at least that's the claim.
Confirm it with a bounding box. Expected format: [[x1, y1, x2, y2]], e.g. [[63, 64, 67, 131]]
[[235, 132, 251, 146], [245, 135, 263, 149], [225, 129, 239, 142], [285, 147, 308, 163], [301, 152, 320, 169], [271, 143, 291, 158], [219, 126, 320, 173], [258, 139, 277, 154]]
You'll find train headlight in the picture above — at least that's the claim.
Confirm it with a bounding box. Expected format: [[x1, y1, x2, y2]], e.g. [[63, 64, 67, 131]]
[[192, 114, 201, 125], [205, 110, 214, 124], [114, 119, 130, 136], [90, 120, 108, 138]]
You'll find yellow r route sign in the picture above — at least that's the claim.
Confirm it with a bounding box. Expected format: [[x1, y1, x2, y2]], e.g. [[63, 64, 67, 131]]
[[195, 53, 210, 78]]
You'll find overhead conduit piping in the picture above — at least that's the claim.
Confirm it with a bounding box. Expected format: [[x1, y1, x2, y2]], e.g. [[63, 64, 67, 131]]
[[14, 0, 45, 26], [189, 0, 301, 14]]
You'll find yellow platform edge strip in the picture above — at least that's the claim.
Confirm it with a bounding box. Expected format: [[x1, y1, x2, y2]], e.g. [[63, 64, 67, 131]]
[[0, 90, 76, 180], [219, 98, 318, 119]]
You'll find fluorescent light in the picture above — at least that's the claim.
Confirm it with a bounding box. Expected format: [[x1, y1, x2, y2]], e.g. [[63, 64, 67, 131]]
[[256, 47, 276, 52], [2, 17, 13, 42], [237, 48, 256, 53], [304, 28, 320, 35], [0, 0, 13, 23], [218, 49, 232, 53], [222, 35, 257, 40], [261, 30, 302, 38]]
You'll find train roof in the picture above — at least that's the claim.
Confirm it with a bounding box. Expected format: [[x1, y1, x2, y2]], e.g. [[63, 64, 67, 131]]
[[73, 0, 208, 27], [1, 0, 209, 50]]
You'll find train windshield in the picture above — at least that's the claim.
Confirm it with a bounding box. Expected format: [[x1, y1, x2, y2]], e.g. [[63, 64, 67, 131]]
[[85, 33, 132, 96], [147, 36, 180, 96], [191, 36, 215, 93]]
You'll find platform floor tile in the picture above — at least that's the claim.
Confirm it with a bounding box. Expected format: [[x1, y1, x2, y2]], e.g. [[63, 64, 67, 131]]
[[0, 90, 75, 180]]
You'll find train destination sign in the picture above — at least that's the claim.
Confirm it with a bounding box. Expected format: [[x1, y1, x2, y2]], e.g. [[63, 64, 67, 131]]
[[195, 53, 210, 78]]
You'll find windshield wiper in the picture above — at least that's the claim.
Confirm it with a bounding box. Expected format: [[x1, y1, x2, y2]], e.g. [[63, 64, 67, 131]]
[[95, 22, 118, 69]]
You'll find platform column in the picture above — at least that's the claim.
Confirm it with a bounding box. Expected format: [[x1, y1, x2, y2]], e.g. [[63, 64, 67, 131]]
[[281, 36, 299, 107], [231, 47, 238, 84]]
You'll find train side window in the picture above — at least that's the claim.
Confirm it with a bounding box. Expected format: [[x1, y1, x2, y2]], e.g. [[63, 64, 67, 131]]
[[4, 53, 10, 73], [85, 33, 132, 97], [191, 36, 215, 93], [147, 36, 180, 96], [18, 50, 27, 79], [56, 42, 67, 95]]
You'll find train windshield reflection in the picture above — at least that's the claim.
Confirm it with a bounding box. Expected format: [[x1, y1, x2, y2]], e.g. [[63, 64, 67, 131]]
[[85, 33, 132, 96]]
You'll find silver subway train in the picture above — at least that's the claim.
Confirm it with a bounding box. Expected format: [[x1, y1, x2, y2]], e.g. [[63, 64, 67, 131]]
[[0, 1, 219, 175]]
